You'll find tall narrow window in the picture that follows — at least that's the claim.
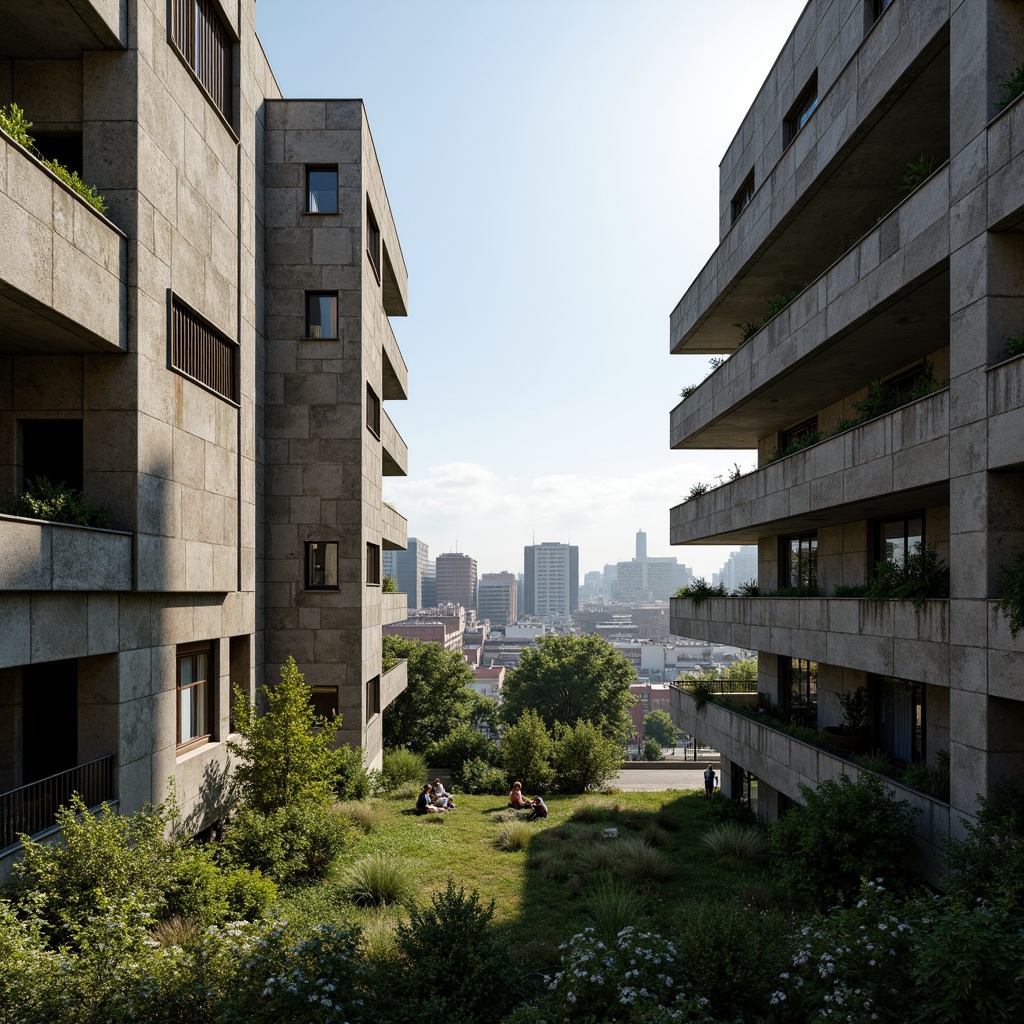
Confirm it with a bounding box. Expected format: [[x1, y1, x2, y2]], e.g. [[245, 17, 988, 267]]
[[783, 657, 818, 723], [170, 0, 233, 123], [366, 542, 381, 586], [306, 167, 338, 214], [177, 641, 213, 749], [366, 199, 381, 281], [731, 169, 755, 224], [170, 295, 238, 403], [784, 71, 819, 148], [366, 675, 381, 721], [366, 382, 381, 437], [305, 292, 337, 339], [305, 541, 339, 590], [784, 533, 818, 589], [876, 675, 925, 764]]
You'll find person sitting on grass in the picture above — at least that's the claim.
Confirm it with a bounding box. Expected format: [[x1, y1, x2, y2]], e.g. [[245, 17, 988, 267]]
[[508, 781, 531, 810], [526, 795, 548, 821], [431, 779, 455, 809], [416, 783, 444, 814]]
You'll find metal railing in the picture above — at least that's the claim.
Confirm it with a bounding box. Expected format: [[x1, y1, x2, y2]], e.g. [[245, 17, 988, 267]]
[[1, 754, 116, 850]]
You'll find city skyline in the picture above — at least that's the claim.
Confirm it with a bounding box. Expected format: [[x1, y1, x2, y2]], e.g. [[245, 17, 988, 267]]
[[255, 1, 807, 579]]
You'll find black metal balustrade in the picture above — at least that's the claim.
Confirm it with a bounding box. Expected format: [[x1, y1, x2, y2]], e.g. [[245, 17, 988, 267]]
[[0, 754, 116, 849]]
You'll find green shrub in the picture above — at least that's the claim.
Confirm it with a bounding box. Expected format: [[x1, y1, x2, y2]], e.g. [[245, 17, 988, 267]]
[[377, 747, 427, 793], [552, 719, 623, 793], [343, 852, 414, 907], [494, 821, 532, 852], [997, 59, 1024, 109], [381, 573, 398, 593], [220, 866, 278, 921], [767, 773, 919, 909], [833, 583, 868, 597], [425, 725, 496, 776], [457, 756, 507, 794], [685, 481, 709, 500], [618, 837, 674, 882], [689, 677, 715, 712], [0, 476, 110, 528], [334, 743, 372, 800], [902, 748, 950, 801], [699, 821, 767, 862], [674, 576, 726, 605], [220, 801, 351, 884], [997, 549, 1024, 639], [499, 709, 554, 792], [337, 800, 383, 833], [865, 542, 950, 608], [1004, 329, 1024, 359], [0, 101, 34, 147], [642, 736, 663, 761], [899, 152, 938, 193], [45, 160, 107, 214], [585, 877, 648, 941]]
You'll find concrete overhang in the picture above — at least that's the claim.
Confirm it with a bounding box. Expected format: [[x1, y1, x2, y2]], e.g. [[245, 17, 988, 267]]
[[381, 317, 408, 400], [671, 38, 949, 355], [0, 0, 125, 56], [381, 409, 407, 477]]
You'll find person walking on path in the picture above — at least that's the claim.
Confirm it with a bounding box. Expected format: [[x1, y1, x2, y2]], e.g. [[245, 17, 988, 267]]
[[703, 764, 717, 798]]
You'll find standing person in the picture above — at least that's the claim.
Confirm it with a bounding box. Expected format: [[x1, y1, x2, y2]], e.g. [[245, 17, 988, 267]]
[[703, 764, 717, 798]]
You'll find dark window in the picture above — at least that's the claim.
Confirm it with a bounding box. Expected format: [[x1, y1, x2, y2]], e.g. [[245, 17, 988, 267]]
[[366, 542, 381, 586], [228, 634, 249, 734], [170, 294, 238, 402], [883, 362, 929, 404], [782, 414, 819, 450], [366, 675, 381, 721], [366, 199, 381, 281], [874, 675, 925, 764], [177, 641, 213, 749], [877, 515, 924, 567], [311, 686, 338, 720], [32, 133, 83, 176], [305, 293, 337, 339], [20, 419, 83, 492], [782, 657, 818, 724], [305, 541, 339, 590], [170, 0, 233, 123], [784, 533, 818, 588], [731, 169, 755, 224], [306, 167, 338, 214], [873, 0, 895, 21], [22, 659, 78, 784], [784, 71, 819, 148], [366, 383, 381, 437]]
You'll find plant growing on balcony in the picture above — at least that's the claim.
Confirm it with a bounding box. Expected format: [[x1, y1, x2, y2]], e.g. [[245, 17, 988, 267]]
[[997, 549, 1024, 639], [684, 481, 709, 500], [833, 583, 867, 597], [0, 476, 111, 528], [674, 577, 726, 605], [898, 152, 937, 194], [737, 289, 801, 345], [902, 749, 950, 801], [1004, 330, 1024, 359], [679, 383, 697, 398], [865, 542, 950, 609], [735, 580, 760, 596], [998, 60, 1024, 109], [688, 677, 715, 713], [838, 686, 871, 732], [382, 574, 398, 593]]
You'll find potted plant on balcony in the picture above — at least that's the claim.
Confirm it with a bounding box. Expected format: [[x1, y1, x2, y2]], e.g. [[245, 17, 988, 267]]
[[822, 686, 870, 754]]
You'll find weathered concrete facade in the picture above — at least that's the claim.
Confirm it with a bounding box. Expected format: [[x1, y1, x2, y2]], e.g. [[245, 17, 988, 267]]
[[668, 0, 1024, 858], [0, 0, 410, 869]]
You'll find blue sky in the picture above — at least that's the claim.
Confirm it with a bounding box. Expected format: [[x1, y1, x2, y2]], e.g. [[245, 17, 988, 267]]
[[257, 0, 807, 579]]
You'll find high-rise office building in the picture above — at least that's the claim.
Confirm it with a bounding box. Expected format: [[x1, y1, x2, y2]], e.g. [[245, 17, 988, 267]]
[[478, 572, 518, 626], [383, 538, 430, 609], [523, 542, 579, 618], [712, 547, 758, 593], [615, 530, 692, 604], [436, 553, 477, 610]]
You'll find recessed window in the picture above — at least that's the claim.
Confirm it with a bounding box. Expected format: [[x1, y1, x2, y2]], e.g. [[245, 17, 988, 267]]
[[875, 675, 925, 764], [366, 675, 381, 722], [311, 686, 339, 719], [872, 0, 894, 22], [366, 542, 381, 586], [782, 414, 819, 449], [170, 294, 238, 403], [366, 382, 381, 437], [305, 292, 337, 339], [20, 419, 83, 492], [784, 71, 819, 149], [177, 641, 213, 750], [784, 533, 818, 589], [731, 169, 755, 224], [877, 515, 923, 567], [366, 199, 381, 282], [170, 0, 233, 124], [783, 657, 818, 723], [306, 541, 339, 590], [306, 167, 338, 214]]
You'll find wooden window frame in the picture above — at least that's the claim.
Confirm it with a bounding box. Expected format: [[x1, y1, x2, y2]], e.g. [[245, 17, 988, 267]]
[[169, 0, 235, 131], [305, 166, 338, 214], [366, 382, 381, 438], [169, 293, 239, 404], [366, 541, 381, 586], [177, 640, 214, 752], [783, 71, 819, 149], [305, 541, 339, 590]]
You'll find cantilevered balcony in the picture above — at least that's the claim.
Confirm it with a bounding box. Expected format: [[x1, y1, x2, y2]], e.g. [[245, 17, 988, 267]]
[[382, 318, 408, 400], [673, 10, 950, 354], [671, 390, 948, 544], [381, 410, 407, 476], [670, 596, 949, 686], [0, 131, 127, 353], [0, 0, 125, 58], [988, 353, 1024, 471], [671, 166, 951, 450], [0, 515, 132, 591], [381, 592, 408, 627], [381, 658, 408, 710], [668, 686, 949, 876], [380, 502, 408, 551], [987, 93, 1024, 231]]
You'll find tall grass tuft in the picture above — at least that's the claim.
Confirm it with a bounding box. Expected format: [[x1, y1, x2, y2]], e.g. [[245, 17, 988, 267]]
[[619, 837, 675, 882], [527, 847, 572, 882], [571, 798, 614, 824], [578, 839, 626, 877], [489, 808, 520, 823], [359, 913, 402, 960], [344, 852, 415, 906], [337, 801, 382, 833], [384, 779, 423, 802], [495, 821, 532, 852], [642, 822, 671, 848], [654, 806, 682, 831], [699, 822, 768, 863], [586, 877, 648, 942], [150, 915, 202, 948]]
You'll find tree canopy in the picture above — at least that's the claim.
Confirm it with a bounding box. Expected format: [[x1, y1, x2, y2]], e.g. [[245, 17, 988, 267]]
[[643, 709, 678, 747], [501, 633, 637, 744], [382, 635, 477, 752]]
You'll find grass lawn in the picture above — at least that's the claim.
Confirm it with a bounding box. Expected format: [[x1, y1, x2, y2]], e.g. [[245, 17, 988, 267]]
[[279, 787, 783, 970]]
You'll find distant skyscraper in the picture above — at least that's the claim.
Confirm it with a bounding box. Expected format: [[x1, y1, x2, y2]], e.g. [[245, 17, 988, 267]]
[[478, 572, 518, 626], [436, 552, 477, 610], [712, 546, 758, 593], [382, 537, 430, 609], [523, 542, 579, 617], [636, 530, 648, 561], [615, 529, 692, 603]]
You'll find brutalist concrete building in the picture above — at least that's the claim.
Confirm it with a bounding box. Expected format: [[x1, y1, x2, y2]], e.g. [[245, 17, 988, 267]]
[[668, 0, 1024, 873], [0, 0, 410, 869]]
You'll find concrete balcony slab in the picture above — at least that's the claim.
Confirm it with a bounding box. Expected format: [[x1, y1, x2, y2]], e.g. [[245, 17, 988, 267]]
[[380, 503, 407, 551], [381, 409, 407, 477], [0, 133, 126, 354], [381, 317, 408, 400], [381, 658, 408, 710], [987, 354, 1024, 470], [0, 0, 124, 58], [670, 595, 949, 686], [381, 592, 408, 627], [0, 514, 131, 591]]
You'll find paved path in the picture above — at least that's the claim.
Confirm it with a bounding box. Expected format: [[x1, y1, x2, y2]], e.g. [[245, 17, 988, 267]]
[[612, 755, 721, 792]]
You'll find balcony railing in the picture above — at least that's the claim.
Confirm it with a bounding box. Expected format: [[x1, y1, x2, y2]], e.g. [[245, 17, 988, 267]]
[[1, 754, 116, 850]]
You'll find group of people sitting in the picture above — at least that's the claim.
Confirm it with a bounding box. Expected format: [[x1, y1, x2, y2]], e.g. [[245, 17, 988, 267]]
[[414, 778, 456, 814], [507, 781, 548, 820]]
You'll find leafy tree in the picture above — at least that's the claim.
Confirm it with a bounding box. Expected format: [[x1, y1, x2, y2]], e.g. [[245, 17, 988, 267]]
[[501, 633, 637, 744], [229, 655, 340, 813], [499, 709, 555, 791], [725, 658, 758, 682], [643, 709, 678, 748], [468, 690, 500, 737], [642, 736, 663, 762], [552, 719, 623, 793], [425, 725, 496, 774], [382, 635, 477, 751]]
